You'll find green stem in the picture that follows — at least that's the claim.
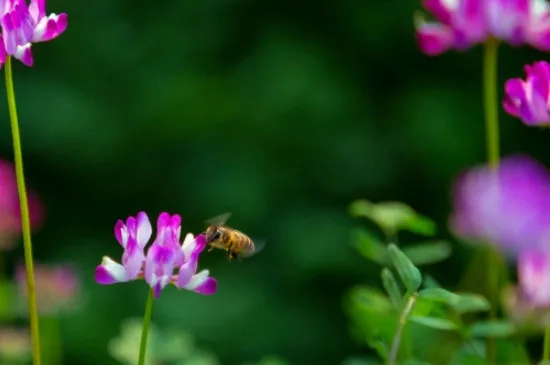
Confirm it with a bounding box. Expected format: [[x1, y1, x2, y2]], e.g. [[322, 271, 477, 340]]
[[482, 38, 500, 365], [4, 56, 41, 365], [483, 38, 500, 170], [543, 327, 550, 362], [137, 289, 155, 365], [388, 292, 418, 365]]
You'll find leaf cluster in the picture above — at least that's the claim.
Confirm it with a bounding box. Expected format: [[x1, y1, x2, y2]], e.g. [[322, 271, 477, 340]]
[[345, 200, 528, 365]]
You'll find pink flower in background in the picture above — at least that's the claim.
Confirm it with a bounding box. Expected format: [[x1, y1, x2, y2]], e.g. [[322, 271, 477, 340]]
[[504, 60, 550, 126], [517, 249, 550, 307], [0, 159, 43, 251], [95, 212, 217, 298], [449, 154, 550, 254], [0, 327, 30, 362], [415, 0, 550, 55], [15, 262, 79, 315], [0, 0, 67, 67]]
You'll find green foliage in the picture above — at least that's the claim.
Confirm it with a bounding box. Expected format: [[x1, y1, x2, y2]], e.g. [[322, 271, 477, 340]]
[[345, 202, 524, 364], [409, 316, 460, 332], [340, 356, 382, 365], [418, 289, 490, 314], [108, 318, 219, 365], [351, 228, 388, 265], [388, 244, 422, 293], [242, 355, 291, 365], [349, 200, 436, 237], [466, 321, 516, 339], [400, 241, 452, 266], [381, 268, 403, 309]]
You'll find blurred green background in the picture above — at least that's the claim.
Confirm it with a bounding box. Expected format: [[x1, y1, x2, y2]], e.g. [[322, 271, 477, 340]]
[[1, 0, 550, 364]]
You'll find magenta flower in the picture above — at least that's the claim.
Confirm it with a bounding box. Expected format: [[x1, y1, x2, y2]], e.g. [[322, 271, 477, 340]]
[[517, 249, 550, 307], [15, 262, 79, 315], [504, 60, 550, 126], [0, 0, 67, 67], [0, 158, 43, 251], [95, 212, 217, 298], [415, 0, 550, 55], [449, 154, 550, 254]]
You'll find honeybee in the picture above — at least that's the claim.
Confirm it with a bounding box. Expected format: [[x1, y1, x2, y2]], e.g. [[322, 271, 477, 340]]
[[203, 212, 265, 261]]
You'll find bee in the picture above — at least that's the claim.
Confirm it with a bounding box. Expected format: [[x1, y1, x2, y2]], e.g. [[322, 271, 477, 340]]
[[203, 212, 265, 261]]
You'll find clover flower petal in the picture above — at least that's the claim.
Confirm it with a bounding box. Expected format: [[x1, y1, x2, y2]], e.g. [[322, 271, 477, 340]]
[[176, 261, 217, 296], [450, 154, 550, 254], [518, 249, 550, 307], [95, 212, 217, 298], [0, 0, 66, 68], [145, 242, 176, 299], [504, 60, 550, 125], [115, 211, 152, 250], [95, 256, 133, 284], [416, 0, 550, 54], [416, 0, 486, 54]]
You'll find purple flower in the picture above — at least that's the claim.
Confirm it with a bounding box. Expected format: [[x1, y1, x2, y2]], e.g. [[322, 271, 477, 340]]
[[0, 0, 67, 67], [95, 212, 217, 298], [415, 0, 550, 56], [449, 154, 550, 254], [504, 60, 550, 126], [0, 158, 43, 251], [517, 249, 550, 307], [15, 262, 79, 315]]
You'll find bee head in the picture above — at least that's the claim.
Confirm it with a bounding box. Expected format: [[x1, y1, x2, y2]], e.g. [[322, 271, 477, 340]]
[[205, 225, 223, 243]]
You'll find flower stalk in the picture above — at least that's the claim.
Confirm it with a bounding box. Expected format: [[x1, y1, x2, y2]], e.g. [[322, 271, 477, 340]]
[[543, 327, 550, 362], [137, 288, 155, 365], [483, 38, 500, 170], [4, 55, 41, 365], [483, 37, 500, 365], [388, 292, 418, 365]]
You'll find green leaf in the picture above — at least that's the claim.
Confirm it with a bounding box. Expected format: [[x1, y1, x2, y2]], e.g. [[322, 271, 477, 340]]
[[351, 228, 388, 265], [411, 297, 434, 317], [340, 356, 382, 365], [410, 316, 460, 331], [418, 288, 460, 305], [467, 321, 515, 338], [401, 241, 451, 265], [349, 200, 436, 236], [450, 340, 487, 365], [422, 275, 441, 289], [451, 294, 490, 314], [402, 360, 433, 365], [388, 244, 422, 292], [366, 339, 389, 360], [381, 268, 402, 308], [494, 339, 531, 364], [404, 214, 437, 236]]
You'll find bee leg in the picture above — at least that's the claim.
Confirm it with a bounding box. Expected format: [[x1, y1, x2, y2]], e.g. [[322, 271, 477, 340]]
[[207, 246, 215, 252], [227, 251, 234, 261]]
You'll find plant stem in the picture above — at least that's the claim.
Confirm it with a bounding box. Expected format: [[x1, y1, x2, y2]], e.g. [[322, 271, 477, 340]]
[[137, 288, 155, 365], [388, 292, 418, 365], [483, 38, 500, 365], [483, 38, 500, 170], [543, 327, 550, 362], [4, 56, 41, 365]]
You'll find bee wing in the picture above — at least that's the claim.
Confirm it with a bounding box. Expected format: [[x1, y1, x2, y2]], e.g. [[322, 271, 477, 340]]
[[239, 239, 267, 259], [205, 212, 232, 226]]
